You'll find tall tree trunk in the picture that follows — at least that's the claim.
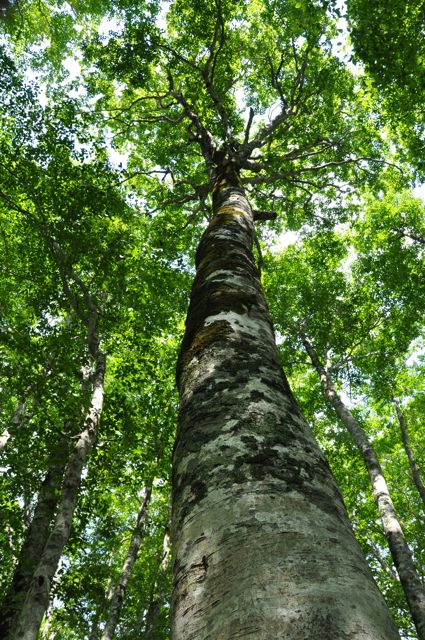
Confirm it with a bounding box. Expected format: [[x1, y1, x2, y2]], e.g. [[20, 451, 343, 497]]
[[143, 528, 171, 640], [171, 163, 400, 640], [100, 482, 152, 640], [301, 333, 425, 640], [88, 610, 101, 640], [0, 433, 68, 639], [368, 538, 399, 582], [11, 347, 105, 640], [392, 396, 425, 508]]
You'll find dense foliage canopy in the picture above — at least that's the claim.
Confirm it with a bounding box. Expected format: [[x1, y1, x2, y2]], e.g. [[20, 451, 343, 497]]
[[0, 0, 424, 638]]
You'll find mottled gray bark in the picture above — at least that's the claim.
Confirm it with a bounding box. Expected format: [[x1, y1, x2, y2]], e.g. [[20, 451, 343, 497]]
[[301, 334, 425, 640], [101, 482, 152, 640], [172, 164, 400, 639], [0, 433, 68, 639], [392, 396, 425, 509], [143, 600, 161, 640]]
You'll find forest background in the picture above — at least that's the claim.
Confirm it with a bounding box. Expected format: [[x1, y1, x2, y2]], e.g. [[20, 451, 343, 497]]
[[0, 0, 424, 638]]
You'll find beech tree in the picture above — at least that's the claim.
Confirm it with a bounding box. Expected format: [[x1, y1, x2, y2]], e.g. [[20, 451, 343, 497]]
[[0, 0, 424, 638]]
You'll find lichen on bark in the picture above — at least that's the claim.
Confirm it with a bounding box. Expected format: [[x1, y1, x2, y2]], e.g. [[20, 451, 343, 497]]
[[172, 162, 400, 639]]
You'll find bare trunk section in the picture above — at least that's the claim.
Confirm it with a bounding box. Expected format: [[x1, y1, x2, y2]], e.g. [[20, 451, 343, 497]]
[[0, 433, 68, 639], [12, 349, 105, 640], [171, 164, 400, 639], [301, 333, 425, 639], [392, 397, 425, 508], [143, 528, 171, 640], [100, 482, 152, 640], [369, 538, 399, 582]]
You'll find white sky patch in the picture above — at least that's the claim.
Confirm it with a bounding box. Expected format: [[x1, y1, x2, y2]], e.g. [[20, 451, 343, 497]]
[[97, 16, 122, 40], [108, 147, 129, 169], [235, 86, 266, 132], [38, 85, 48, 107], [234, 86, 245, 108], [157, 1, 170, 31], [23, 43, 85, 104], [23, 41, 49, 106], [63, 55, 82, 83], [405, 350, 424, 367], [339, 387, 365, 408], [340, 247, 357, 277], [22, 69, 47, 106], [269, 230, 299, 254], [275, 330, 285, 345], [413, 183, 425, 203], [405, 337, 425, 367], [88, 93, 104, 106]]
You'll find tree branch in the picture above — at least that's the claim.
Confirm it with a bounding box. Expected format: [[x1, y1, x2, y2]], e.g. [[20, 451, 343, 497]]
[[200, 0, 234, 146], [243, 107, 255, 146], [168, 72, 216, 174]]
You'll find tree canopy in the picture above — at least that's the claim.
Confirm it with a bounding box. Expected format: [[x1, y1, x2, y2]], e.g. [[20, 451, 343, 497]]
[[0, 1, 424, 638]]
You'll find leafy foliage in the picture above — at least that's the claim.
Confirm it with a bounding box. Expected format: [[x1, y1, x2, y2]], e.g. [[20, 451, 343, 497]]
[[0, 0, 424, 638], [347, 0, 425, 173]]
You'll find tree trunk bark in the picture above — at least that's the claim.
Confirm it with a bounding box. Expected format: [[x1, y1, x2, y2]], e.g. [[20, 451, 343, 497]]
[[0, 433, 68, 639], [143, 528, 171, 640], [171, 164, 400, 640], [301, 333, 425, 640], [369, 538, 399, 582], [392, 396, 425, 508], [11, 349, 105, 640], [100, 482, 152, 640]]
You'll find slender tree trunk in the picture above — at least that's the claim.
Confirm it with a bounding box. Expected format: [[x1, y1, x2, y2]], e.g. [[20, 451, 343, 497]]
[[143, 528, 171, 639], [143, 600, 161, 640], [11, 348, 105, 640], [369, 539, 399, 582], [100, 482, 152, 640], [392, 396, 425, 508], [301, 333, 425, 639], [172, 164, 400, 639], [0, 433, 68, 639], [88, 611, 101, 640]]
